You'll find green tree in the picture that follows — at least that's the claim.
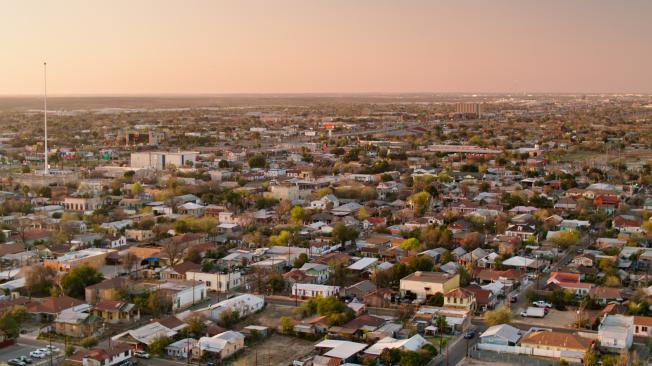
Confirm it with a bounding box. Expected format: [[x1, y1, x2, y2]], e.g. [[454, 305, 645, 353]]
[[279, 316, 293, 333], [148, 336, 171, 356], [485, 306, 512, 326], [332, 222, 359, 246], [435, 314, 448, 334], [550, 230, 580, 249], [409, 191, 431, 216], [290, 206, 305, 225], [61, 266, 103, 298], [400, 238, 422, 251], [248, 154, 266, 168], [293, 253, 309, 268]]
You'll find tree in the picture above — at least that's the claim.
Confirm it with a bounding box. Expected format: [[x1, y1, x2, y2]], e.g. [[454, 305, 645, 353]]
[[122, 252, 139, 277], [148, 336, 172, 356], [79, 336, 98, 348], [146, 291, 173, 317], [0, 306, 28, 339], [61, 266, 103, 298], [583, 349, 598, 366], [25, 266, 56, 297], [409, 191, 431, 216], [185, 314, 207, 337], [428, 293, 444, 307], [290, 206, 305, 225], [400, 238, 422, 252], [332, 222, 359, 246], [248, 154, 266, 168], [550, 230, 580, 249], [461, 232, 482, 250], [279, 316, 293, 333], [219, 309, 240, 327], [269, 230, 292, 246], [293, 253, 309, 268], [356, 207, 369, 221], [485, 306, 512, 326], [161, 239, 188, 266], [435, 314, 448, 334]]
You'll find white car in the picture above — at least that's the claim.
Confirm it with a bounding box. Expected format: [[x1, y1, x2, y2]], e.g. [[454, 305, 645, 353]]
[[533, 301, 552, 308], [37, 348, 51, 355], [29, 351, 45, 359], [134, 351, 151, 359], [46, 345, 60, 353]]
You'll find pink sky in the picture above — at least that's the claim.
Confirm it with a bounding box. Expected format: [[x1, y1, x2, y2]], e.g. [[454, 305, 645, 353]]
[[1, 0, 651, 95]]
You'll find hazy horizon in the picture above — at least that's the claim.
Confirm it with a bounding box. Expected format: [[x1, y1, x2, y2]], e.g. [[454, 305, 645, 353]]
[[2, 0, 651, 95]]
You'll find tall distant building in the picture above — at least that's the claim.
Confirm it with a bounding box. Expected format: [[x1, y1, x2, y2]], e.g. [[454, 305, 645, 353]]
[[455, 102, 483, 117]]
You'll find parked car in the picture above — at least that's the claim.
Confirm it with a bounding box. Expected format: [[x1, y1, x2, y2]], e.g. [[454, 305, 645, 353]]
[[463, 331, 476, 339], [37, 348, 51, 355], [17, 356, 32, 364], [8, 359, 26, 366], [134, 351, 151, 359], [29, 351, 45, 359], [46, 345, 60, 353], [533, 301, 552, 308], [510, 296, 518, 303]]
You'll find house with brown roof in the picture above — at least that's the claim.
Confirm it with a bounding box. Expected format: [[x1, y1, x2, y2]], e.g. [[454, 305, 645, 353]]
[[92, 300, 140, 324], [443, 288, 476, 312], [633, 316, 652, 337], [465, 285, 496, 312], [28, 295, 85, 321], [161, 261, 202, 281], [67, 342, 133, 366], [328, 315, 386, 339], [588, 287, 623, 306], [85, 277, 131, 304], [520, 331, 592, 355]]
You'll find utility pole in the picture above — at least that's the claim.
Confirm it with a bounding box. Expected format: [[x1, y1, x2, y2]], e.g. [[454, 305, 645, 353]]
[[43, 61, 49, 175]]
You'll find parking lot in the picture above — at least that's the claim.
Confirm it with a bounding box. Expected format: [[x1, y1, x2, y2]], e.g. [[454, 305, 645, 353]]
[[0, 343, 62, 365]]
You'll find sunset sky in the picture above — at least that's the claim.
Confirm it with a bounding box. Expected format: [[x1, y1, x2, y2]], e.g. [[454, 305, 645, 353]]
[[2, 0, 651, 95]]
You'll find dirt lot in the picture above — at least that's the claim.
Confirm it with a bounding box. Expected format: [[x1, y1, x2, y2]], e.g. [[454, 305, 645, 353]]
[[231, 334, 316, 366], [237, 303, 298, 330]]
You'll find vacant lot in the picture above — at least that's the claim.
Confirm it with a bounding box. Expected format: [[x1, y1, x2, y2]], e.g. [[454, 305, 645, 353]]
[[237, 303, 298, 330], [231, 334, 315, 366]]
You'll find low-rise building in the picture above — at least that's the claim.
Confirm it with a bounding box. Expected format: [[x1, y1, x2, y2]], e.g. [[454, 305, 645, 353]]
[[598, 314, 633, 351], [399, 271, 460, 300], [292, 283, 341, 298]]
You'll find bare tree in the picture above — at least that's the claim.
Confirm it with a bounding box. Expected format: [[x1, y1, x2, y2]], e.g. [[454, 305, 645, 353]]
[[161, 240, 188, 266], [122, 252, 139, 277]]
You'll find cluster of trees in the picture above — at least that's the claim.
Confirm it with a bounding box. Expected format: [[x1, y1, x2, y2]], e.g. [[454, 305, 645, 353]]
[[0, 306, 29, 339], [374, 343, 438, 366], [61, 266, 104, 298], [295, 296, 354, 326]]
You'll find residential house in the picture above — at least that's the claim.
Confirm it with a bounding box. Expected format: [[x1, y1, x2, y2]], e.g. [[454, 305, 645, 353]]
[[520, 331, 592, 356], [633, 316, 652, 337], [298, 263, 330, 284], [598, 315, 633, 351], [443, 288, 476, 311], [165, 338, 198, 359], [158, 280, 207, 311], [85, 277, 131, 304], [54, 305, 101, 338], [197, 331, 245, 360], [70, 343, 133, 366], [479, 324, 521, 346], [92, 300, 140, 324]]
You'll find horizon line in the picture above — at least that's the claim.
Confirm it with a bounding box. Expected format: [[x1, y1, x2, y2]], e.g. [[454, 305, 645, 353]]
[[1, 91, 651, 98]]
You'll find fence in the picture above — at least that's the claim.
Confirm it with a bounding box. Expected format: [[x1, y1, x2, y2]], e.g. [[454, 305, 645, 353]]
[[477, 343, 583, 363]]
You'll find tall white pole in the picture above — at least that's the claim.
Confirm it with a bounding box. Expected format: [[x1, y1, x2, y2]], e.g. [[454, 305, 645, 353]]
[[43, 62, 49, 175]]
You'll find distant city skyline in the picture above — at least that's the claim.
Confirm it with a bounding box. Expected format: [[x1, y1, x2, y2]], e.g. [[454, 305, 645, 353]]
[[2, 0, 651, 95]]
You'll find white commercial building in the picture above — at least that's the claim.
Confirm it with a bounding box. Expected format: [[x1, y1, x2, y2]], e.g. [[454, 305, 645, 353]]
[[159, 281, 207, 311], [130, 151, 198, 170], [186, 271, 242, 292], [292, 283, 340, 298], [206, 294, 265, 321]]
